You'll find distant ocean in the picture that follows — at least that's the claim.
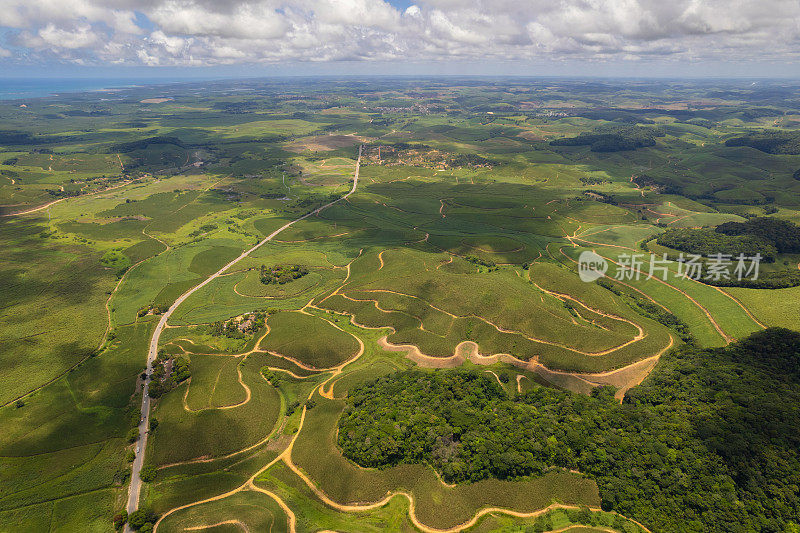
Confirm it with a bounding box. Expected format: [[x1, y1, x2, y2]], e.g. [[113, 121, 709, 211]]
[[0, 78, 187, 101]]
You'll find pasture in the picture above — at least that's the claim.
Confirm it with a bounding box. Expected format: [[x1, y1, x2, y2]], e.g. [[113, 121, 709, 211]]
[[260, 312, 361, 369], [2, 78, 798, 533]]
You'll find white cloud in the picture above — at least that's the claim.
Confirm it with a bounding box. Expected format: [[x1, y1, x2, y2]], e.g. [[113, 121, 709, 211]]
[[0, 0, 798, 66], [148, 30, 189, 55], [146, 1, 289, 39], [0, 0, 140, 33], [19, 23, 101, 49]]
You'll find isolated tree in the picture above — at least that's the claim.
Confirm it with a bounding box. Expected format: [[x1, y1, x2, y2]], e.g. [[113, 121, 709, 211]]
[[140, 465, 157, 483]]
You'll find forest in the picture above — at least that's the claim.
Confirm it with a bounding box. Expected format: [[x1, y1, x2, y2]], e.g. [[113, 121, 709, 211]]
[[550, 125, 662, 152], [716, 217, 800, 253], [725, 131, 800, 154], [338, 328, 800, 532], [656, 228, 778, 261], [655, 218, 800, 288]]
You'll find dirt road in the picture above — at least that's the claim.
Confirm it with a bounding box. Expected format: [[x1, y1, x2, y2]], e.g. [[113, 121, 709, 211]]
[[1, 178, 138, 217], [123, 146, 362, 530]]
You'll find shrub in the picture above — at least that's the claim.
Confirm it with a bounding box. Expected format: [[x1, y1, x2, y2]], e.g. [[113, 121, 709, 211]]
[[112, 510, 127, 530], [127, 428, 140, 443], [140, 465, 157, 483], [127, 509, 158, 530], [286, 401, 301, 416]]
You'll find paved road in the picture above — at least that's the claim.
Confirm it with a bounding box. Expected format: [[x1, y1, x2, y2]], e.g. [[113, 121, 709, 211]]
[[123, 146, 362, 530]]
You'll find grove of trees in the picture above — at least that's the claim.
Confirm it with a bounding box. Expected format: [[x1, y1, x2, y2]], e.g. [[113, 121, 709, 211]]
[[339, 328, 800, 532]]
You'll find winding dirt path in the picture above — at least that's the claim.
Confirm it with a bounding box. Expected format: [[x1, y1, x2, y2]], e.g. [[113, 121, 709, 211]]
[[516, 374, 530, 393], [154, 362, 332, 532], [156, 388, 287, 471], [484, 369, 503, 386], [158, 382, 653, 533], [557, 238, 732, 344], [146, 152, 663, 533], [280, 409, 653, 533], [184, 519, 249, 532], [436, 256, 454, 269], [381, 334, 674, 400], [571, 225, 765, 340], [154, 321, 653, 533], [125, 146, 363, 529], [343, 285, 646, 358], [181, 358, 252, 413], [712, 286, 766, 329], [1, 177, 139, 217], [304, 310, 366, 400]]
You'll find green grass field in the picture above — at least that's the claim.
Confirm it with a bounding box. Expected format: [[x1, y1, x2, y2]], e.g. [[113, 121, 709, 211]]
[[148, 353, 281, 466], [2, 79, 798, 532], [260, 312, 361, 369], [282, 397, 601, 530]]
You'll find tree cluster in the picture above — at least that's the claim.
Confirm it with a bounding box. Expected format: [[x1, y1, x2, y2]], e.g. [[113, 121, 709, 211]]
[[260, 264, 309, 285], [112, 136, 185, 153], [550, 126, 662, 152], [716, 217, 800, 254], [572, 109, 655, 124], [656, 228, 778, 262], [208, 319, 246, 339], [580, 176, 611, 185], [148, 354, 190, 398], [463, 255, 497, 270], [137, 304, 167, 317], [447, 153, 495, 168], [0, 131, 35, 145], [339, 328, 800, 532], [188, 223, 217, 237], [126, 509, 159, 532], [703, 269, 800, 289], [596, 279, 694, 344], [725, 131, 800, 155], [208, 311, 266, 339]]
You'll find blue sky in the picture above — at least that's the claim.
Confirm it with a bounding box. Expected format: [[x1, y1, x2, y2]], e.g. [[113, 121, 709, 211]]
[[1, 0, 798, 79]]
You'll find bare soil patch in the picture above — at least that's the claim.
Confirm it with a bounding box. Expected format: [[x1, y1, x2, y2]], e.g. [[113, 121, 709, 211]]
[[140, 98, 173, 104], [286, 134, 365, 153]]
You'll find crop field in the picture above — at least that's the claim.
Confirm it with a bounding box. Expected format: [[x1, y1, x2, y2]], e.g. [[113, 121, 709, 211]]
[[0, 216, 117, 404], [155, 490, 290, 533], [2, 78, 800, 533], [726, 285, 800, 331], [260, 312, 361, 369], [286, 398, 601, 530], [148, 354, 281, 466]]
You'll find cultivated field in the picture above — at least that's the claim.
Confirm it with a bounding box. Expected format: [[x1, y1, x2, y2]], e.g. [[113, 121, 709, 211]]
[[1, 78, 798, 533]]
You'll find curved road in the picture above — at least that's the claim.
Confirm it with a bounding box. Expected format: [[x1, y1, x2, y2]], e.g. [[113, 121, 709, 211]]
[[124, 146, 362, 529], [1, 178, 139, 217]]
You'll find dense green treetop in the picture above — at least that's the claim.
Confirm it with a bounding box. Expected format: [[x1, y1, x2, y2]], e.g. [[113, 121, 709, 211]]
[[725, 131, 800, 155], [339, 329, 800, 532], [716, 217, 800, 254], [656, 228, 778, 261]]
